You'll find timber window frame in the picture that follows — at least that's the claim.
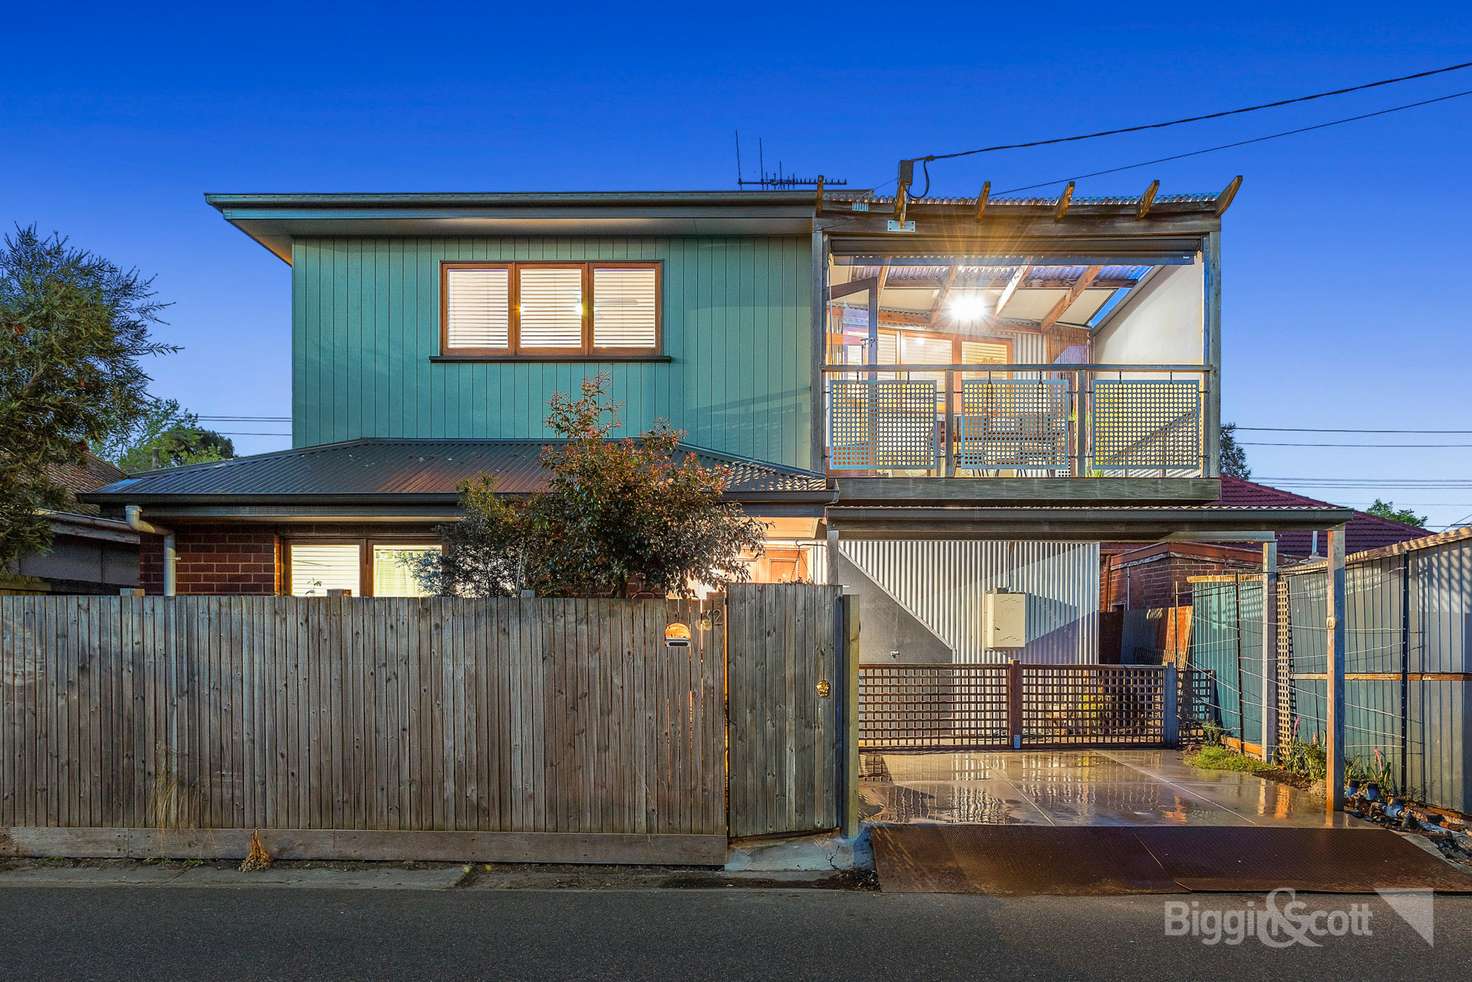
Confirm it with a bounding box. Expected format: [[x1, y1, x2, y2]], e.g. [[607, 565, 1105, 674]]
[[439, 260, 663, 359], [284, 537, 443, 598]]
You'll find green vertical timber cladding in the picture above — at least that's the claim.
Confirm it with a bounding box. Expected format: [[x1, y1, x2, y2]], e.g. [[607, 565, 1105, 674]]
[[292, 235, 814, 468]]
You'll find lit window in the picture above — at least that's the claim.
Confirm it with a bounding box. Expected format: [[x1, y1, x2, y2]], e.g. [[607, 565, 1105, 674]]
[[518, 266, 584, 349], [441, 261, 660, 357], [289, 543, 361, 597], [372, 544, 442, 598], [445, 266, 510, 350], [592, 266, 658, 349]]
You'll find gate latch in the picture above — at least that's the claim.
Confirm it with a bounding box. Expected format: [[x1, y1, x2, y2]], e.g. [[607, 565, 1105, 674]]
[[816, 679, 831, 698]]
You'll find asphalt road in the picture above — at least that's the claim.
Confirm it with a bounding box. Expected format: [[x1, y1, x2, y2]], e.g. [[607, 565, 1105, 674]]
[[3, 886, 1468, 980]]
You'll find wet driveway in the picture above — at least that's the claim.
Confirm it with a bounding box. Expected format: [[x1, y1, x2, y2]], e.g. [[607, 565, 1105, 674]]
[[859, 749, 1359, 828]]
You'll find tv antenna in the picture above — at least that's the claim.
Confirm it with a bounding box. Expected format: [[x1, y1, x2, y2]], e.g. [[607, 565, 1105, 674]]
[[734, 131, 847, 190]]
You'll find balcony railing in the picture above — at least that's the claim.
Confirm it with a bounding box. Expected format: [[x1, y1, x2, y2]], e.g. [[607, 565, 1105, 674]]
[[823, 363, 1210, 478]]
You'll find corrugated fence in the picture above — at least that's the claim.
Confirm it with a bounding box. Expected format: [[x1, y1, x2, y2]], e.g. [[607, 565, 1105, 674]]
[[1188, 531, 1472, 814]]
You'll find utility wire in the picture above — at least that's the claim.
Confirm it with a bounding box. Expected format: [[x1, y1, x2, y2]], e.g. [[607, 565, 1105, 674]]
[[911, 60, 1472, 163], [990, 87, 1472, 195], [1235, 426, 1472, 434], [1242, 441, 1472, 448]]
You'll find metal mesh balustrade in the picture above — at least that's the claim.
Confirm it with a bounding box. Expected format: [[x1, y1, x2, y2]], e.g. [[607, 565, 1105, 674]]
[[858, 665, 1010, 750], [956, 379, 1071, 472], [1019, 665, 1167, 746], [1091, 379, 1202, 471], [827, 379, 939, 470]]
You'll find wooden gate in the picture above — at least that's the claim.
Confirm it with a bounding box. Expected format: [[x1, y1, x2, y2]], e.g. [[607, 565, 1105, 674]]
[[726, 584, 846, 838]]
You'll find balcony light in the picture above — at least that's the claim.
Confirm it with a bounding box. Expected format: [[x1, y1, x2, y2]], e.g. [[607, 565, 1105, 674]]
[[947, 292, 989, 323]]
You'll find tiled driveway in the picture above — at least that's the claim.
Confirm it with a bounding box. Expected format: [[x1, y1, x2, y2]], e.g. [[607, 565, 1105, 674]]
[[860, 749, 1360, 828]]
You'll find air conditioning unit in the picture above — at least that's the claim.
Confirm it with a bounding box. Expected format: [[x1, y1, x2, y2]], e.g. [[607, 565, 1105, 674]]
[[984, 592, 1027, 649]]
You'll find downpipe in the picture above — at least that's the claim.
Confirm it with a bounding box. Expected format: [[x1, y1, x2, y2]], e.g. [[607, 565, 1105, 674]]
[[124, 505, 175, 596]]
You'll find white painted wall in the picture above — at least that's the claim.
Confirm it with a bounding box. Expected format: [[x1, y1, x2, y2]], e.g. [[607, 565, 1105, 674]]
[[1093, 263, 1204, 366]]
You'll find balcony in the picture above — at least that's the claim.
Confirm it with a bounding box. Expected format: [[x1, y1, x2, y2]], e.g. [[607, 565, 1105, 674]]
[[823, 362, 1211, 482]]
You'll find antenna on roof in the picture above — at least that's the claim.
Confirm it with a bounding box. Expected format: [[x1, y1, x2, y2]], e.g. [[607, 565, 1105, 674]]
[[733, 132, 847, 190]]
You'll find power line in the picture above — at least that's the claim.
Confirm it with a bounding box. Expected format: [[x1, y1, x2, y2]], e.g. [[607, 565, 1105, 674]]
[[198, 416, 291, 422], [1235, 426, 1472, 434], [217, 432, 291, 437], [990, 87, 1472, 195], [911, 59, 1472, 163], [1242, 441, 1472, 448]]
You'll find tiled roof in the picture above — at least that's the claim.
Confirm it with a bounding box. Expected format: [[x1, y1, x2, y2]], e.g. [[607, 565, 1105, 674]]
[[47, 453, 125, 495], [1216, 477, 1427, 556], [85, 439, 830, 500]]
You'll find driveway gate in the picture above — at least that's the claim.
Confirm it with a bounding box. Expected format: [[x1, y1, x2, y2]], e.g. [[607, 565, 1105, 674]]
[[858, 663, 1182, 751]]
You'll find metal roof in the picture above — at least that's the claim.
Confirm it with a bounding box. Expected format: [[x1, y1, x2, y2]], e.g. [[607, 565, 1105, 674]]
[[84, 438, 830, 503]]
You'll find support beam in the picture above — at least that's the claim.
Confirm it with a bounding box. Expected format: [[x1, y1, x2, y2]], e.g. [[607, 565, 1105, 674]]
[[1053, 181, 1075, 221], [994, 263, 1031, 318], [1325, 525, 1347, 816], [1137, 179, 1159, 219], [1215, 175, 1243, 216], [828, 276, 878, 300], [1261, 539, 1279, 763], [975, 181, 990, 223], [928, 265, 962, 326], [1038, 265, 1101, 333]]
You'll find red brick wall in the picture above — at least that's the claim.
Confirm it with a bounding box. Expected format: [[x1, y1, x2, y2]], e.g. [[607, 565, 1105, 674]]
[[139, 528, 279, 595], [1101, 547, 1260, 610]]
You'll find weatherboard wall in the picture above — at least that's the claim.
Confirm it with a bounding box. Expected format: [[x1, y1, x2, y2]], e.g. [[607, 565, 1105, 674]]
[[291, 236, 814, 468]]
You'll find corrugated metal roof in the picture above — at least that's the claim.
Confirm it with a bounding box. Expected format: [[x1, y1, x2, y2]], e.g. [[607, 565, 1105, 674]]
[[832, 192, 1220, 209], [86, 439, 829, 500]]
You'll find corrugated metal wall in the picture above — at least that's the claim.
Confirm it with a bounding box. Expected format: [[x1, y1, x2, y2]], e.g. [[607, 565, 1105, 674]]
[[1188, 536, 1471, 814], [835, 538, 1100, 664], [1187, 579, 1264, 745], [292, 236, 813, 468]]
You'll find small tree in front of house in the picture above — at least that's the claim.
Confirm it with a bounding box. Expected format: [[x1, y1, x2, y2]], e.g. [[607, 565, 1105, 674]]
[[414, 374, 766, 598]]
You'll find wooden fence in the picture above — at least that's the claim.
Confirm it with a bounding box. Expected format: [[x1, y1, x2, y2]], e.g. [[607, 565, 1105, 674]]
[[0, 595, 727, 864]]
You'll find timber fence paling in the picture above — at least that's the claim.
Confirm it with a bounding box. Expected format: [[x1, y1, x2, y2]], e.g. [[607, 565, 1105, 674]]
[[0, 595, 727, 858]]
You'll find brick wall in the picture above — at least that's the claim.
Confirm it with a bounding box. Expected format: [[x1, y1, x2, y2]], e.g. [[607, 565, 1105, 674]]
[[1100, 544, 1261, 610], [139, 528, 279, 595]]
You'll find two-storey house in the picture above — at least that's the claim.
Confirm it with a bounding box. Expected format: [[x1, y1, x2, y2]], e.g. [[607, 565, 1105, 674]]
[[87, 187, 1350, 665]]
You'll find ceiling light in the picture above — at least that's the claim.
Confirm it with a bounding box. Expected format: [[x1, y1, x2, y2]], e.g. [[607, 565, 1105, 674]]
[[947, 292, 989, 323]]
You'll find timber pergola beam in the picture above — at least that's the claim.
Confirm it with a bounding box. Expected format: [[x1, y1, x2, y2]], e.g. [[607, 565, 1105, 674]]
[[1038, 265, 1102, 334]]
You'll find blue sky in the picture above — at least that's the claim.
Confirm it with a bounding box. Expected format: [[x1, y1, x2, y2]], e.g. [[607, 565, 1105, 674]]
[[4, 4, 1470, 528]]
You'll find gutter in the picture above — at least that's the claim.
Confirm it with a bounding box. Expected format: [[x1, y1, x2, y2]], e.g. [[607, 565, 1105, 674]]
[[124, 505, 175, 596]]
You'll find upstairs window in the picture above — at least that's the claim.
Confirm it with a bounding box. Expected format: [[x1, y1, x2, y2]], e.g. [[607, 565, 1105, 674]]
[[441, 261, 660, 357]]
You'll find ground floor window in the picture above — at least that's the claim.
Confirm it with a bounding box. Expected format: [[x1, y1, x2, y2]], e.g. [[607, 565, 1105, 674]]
[[286, 539, 442, 597]]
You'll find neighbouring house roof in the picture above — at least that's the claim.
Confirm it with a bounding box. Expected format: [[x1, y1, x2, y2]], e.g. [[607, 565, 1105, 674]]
[[82, 438, 832, 515], [1215, 477, 1427, 556], [47, 453, 125, 495]]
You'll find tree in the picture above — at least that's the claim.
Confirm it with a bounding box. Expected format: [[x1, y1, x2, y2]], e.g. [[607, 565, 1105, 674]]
[[1365, 499, 1427, 528], [94, 397, 235, 472], [0, 226, 173, 563], [414, 374, 767, 598], [1220, 422, 1251, 479]]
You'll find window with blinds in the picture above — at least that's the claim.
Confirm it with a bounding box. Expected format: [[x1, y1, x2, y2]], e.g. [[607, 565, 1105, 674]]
[[441, 261, 660, 357], [444, 266, 510, 350], [518, 266, 584, 349], [592, 267, 658, 349], [289, 543, 361, 597], [371, 544, 441, 598]]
